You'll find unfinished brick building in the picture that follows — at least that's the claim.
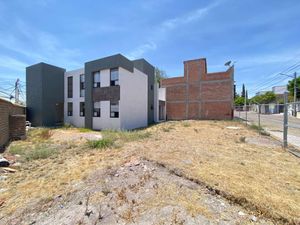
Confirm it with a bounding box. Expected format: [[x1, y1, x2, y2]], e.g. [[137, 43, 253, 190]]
[[0, 98, 26, 151], [161, 58, 234, 120]]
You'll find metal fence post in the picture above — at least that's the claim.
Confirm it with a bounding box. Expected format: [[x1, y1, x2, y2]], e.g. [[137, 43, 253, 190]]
[[283, 92, 288, 148], [258, 104, 261, 127], [245, 105, 248, 126]]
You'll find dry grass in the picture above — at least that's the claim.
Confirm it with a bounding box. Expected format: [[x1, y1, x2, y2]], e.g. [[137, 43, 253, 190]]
[[1, 122, 299, 224], [136, 121, 300, 224], [0, 127, 147, 219]]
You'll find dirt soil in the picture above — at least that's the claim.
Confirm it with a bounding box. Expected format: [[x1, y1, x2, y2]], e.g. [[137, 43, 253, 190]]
[[1, 159, 272, 225], [0, 121, 299, 225]]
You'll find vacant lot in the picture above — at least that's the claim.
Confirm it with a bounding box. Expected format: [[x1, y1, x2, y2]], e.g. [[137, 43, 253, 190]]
[[0, 121, 299, 224]]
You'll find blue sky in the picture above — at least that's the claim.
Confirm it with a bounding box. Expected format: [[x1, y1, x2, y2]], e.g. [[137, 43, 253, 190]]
[[1, 0, 300, 99]]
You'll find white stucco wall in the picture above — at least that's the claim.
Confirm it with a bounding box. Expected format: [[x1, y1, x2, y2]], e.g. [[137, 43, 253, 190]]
[[119, 68, 148, 130], [92, 101, 120, 130], [64, 68, 85, 128]]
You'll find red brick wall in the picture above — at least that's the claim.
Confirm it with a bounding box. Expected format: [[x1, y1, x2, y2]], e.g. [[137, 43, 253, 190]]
[[0, 99, 25, 149], [161, 58, 234, 120]]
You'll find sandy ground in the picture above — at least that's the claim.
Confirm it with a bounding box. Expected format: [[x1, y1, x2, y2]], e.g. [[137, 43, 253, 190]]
[[0, 121, 299, 224]]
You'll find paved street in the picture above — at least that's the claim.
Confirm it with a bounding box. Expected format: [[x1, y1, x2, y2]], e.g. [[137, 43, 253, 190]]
[[235, 111, 300, 148]]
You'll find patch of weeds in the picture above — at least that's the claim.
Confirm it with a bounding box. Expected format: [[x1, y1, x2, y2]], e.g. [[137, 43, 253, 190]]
[[9, 143, 57, 161], [62, 123, 73, 129], [102, 130, 151, 142], [25, 144, 58, 161], [9, 145, 26, 155], [182, 122, 191, 127], [162, 126, 175, 132], [250, 124, 263, 132], [27, 128, 52, 141], [249, 124, 270, 136], [78, 128, 92, 133], [87, 138, 114, 149]]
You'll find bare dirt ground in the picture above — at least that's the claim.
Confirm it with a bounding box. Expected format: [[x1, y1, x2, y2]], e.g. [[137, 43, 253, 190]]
[[0, 121, 299, 224]]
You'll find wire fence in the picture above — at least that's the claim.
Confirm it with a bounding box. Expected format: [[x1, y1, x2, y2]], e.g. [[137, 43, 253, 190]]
[[235, 101, 300, 149]]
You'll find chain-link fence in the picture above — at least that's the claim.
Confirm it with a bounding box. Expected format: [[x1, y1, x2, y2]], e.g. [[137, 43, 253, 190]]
[[235, 101, 300, 149]]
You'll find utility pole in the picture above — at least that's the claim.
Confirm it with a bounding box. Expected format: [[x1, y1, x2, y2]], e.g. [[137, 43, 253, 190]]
[[244, 89, 247, 125], [293, 72, 297, 117], [15, 78, 19, 104]]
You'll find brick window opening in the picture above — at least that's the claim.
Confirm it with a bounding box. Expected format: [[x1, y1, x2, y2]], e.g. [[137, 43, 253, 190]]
[[93, 71, 100, 88], [80, 102, 85, 117], [93, 101, 101, 117], [110, 68, 119, 86], [67, 102, 73, 116], [110, 101, 119, 118]]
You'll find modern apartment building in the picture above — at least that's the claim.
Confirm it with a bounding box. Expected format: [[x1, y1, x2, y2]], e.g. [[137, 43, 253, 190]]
[[27, 54, 164, 130]]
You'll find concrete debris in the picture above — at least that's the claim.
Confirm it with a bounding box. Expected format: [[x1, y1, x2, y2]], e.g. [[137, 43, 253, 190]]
[[0, 158, 10, 167], [226, 126, 241, 130], [251, 215, 258, 222], [238, 211, 246, 216], [3, 167, 17, 173]]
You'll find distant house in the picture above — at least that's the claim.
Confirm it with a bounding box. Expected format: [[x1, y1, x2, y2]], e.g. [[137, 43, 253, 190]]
[[0, 98, 26, 150], [272, 85, 287, 95]]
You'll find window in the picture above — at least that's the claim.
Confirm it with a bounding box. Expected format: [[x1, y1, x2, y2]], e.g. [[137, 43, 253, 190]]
[[110, 68, 119, 86], [93, 71, 100, 88], [110, 101, 119, 118], [67, 76, 73, 98], [67, 102, 73, 116], [150, 85, 153, 90], [80, 74, 85, 97], [80, 102, 85, 117], [93, 101, 100, 117]]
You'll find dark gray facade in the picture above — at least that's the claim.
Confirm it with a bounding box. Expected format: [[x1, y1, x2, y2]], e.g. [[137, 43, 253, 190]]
[[133, 59, 155, 124], [84, 54, 155, 129], [26, 63, 65, 127]]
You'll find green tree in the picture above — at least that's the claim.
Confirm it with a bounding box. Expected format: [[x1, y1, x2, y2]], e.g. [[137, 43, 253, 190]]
[[250, 91, 276, 104], [241, 84, 246, 98], [235, 96, 245, 106], [287, 76, 300, 99], [155, 67, 168, 83]]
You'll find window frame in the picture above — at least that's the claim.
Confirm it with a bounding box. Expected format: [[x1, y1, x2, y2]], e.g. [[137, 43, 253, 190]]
[[93, 71, 101, 88], [79, 102, 85, 117], [79, 74, 85, 97], [110, 68, 119, 86], [110, 101, 119, 118], [93, 101, 101, 117], [67, 102, 73, 116], [67, 76, 73, 98]]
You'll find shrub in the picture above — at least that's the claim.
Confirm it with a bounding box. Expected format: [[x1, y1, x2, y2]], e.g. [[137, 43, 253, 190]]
[[87, 138, 114, 149], [25, 146, 57, 161], [182, 122, 191, 127], [9, 144, 57, 161]]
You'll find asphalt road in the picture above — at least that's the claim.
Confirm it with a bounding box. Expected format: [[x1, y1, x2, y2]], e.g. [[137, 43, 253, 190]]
[[235, 111, 300, 148]]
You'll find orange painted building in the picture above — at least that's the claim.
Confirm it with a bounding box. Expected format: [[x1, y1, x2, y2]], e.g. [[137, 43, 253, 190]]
[[161, 58, 234, 120]]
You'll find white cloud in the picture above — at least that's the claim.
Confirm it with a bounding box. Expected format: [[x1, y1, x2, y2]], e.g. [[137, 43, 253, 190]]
[[126, 1, 221, 58], [126, 42, 157, 60], [0, 19, 81, 69], [0, 55, 28, 72]]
